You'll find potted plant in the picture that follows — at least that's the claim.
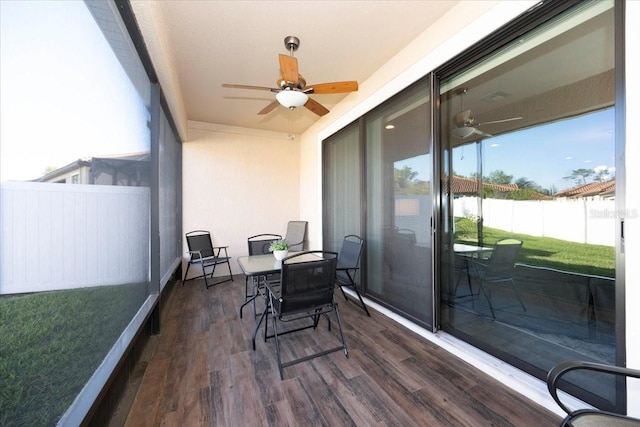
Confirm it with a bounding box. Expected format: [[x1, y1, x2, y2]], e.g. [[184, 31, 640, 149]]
[[269, 239, 290, 260]]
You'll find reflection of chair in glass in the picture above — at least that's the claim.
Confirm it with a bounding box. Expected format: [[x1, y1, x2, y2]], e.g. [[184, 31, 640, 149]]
[[336, 235, 369, 316], [182, 230, 233, 288], [467, 238, 525, 318], [384, 227, 416, 282], [547, 360, 640, 426], [453, 253, 474, 299], [284, 221, 307, 251], [240, 233, 282, 318], [264, 251, 348, 380]]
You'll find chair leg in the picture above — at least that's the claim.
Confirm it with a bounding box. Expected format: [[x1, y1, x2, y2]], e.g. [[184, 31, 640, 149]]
[[271, 315, 284, 380], [226, 259, 234, 281], [340, 284, 370, 316], [510, 279, 527, 312], [352, 287, 370, 317], [334, 303, 349, 358], [478, 282, 496, 319], [201, 262, 209, 288], [182, 262, 192, 286]]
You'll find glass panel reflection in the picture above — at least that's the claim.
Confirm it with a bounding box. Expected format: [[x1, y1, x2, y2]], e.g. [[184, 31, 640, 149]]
[[440, 0, 617, 410], [365, 81, 432, 326]]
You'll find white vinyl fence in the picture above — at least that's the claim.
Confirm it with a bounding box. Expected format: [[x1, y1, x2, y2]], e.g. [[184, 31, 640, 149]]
[[1, 182, 150, 295], [454, 196, 615, 246]]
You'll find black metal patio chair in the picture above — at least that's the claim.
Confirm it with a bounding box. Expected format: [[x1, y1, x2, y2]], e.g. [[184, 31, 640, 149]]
[[284, 220, 307, 251], [240, 233, 282, 318], [336, 234, 369, 316], [182, 230, 233, 288], [264, 251, 348, 380], [547, 360, 640, 426]]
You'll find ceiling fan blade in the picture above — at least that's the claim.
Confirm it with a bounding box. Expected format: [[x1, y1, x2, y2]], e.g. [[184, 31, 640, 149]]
[[279, 54, 299, 86], [258, 100, 280, 115], [304, 81, 358, 94], [222, 83, 280, 93], [473, 128, 493, 138], [304, 97, 330, 116], [477, 116, 523, 126], [454, 109, 473, 127]]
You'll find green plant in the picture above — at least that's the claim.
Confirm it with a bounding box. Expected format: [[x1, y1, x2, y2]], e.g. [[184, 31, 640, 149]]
[[269, 239, 290, 251]]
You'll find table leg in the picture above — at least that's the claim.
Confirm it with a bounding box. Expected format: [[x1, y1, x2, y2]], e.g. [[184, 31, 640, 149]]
[[252, 305, 268, 351]]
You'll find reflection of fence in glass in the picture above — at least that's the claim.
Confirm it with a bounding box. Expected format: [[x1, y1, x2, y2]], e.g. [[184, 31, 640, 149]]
[[0, 182, 150, 294], [454, 196, 615, 246]]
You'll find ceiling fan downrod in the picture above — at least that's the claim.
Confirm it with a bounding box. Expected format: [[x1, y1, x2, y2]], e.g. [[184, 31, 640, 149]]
[[284, 35, 300, 56]]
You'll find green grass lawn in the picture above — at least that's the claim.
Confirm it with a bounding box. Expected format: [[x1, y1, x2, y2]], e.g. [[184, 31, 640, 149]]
[[455, 218, 615, 278], [0, 283, 147, 427]]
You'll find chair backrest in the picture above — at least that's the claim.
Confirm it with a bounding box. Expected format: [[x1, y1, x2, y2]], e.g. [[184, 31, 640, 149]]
[[185, 230, 215, 259], [337, 235, 363, 270], [284, 221, 308, 251], [248, 233, 282, 255], [279, 251, 337, 314], [485, 239, 522, 280]]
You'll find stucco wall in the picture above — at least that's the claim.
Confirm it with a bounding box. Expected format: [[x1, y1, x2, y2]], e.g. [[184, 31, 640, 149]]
[[182, 121, 301, 276]]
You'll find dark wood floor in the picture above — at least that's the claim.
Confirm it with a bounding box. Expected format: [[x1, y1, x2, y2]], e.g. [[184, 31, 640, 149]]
[[123, 276, 561, 426]]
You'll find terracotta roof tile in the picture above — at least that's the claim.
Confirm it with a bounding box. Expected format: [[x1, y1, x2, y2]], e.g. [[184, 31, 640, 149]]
[[554, 180, 615, 198]]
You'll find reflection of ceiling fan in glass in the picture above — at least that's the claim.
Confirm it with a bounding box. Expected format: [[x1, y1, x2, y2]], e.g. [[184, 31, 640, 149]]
[[452, 87, 522, 138]]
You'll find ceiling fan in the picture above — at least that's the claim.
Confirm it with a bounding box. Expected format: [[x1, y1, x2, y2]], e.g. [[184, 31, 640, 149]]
[[452, 87, 522, 138], [222, 36, 358, 117]]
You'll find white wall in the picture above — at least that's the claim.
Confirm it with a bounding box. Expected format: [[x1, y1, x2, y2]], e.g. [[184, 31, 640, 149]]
[[182, 121, 301, 277], [0, 182, 150, 294]]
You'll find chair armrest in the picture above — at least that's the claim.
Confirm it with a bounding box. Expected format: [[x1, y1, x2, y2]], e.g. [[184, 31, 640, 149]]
[[265, 281, 280, 299], [547, 361, 640, 417]]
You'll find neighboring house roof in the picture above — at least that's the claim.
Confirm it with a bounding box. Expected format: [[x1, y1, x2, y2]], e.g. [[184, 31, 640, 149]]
[[33, 158, 92, 182], [33, 152, 150, 183], [449, 175, 519, 195], [554, 180, 615, 198]]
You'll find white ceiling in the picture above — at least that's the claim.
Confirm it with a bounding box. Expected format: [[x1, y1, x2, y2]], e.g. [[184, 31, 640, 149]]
[[130, 1, 459, 136]]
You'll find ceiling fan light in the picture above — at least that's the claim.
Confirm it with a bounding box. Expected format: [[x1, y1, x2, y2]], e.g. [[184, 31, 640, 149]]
[[452, 126, 476, 138], [276, 89, 308, 109]]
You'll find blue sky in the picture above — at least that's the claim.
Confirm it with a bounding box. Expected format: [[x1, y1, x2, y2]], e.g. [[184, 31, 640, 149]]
[[397, 108, 615, 193], [455, 108, 615, 192]]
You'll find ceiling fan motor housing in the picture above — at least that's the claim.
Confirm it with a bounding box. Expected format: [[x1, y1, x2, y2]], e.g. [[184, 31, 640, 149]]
[[284, 35, 300, 52]]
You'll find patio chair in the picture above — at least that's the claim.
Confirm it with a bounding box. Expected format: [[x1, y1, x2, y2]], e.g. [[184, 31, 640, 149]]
[[284, 220, 307, 251], [336, 234, 369, 316], [547, 360, 640, 426], [240, 233, 282, 318], [264, 251, 348, 380], [467, 238, 525, 318], [182, 230, 233, 288]]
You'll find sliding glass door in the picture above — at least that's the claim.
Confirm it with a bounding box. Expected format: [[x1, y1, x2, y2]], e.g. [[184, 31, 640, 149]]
[[364, 81, 433, 326], [438, 0, 619, 411]]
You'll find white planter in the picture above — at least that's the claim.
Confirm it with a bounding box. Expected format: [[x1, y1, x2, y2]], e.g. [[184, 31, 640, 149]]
[[273, 249, 289, 260]]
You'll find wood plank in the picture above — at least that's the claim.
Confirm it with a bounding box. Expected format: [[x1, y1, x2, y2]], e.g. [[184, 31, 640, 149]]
[[120, 276, 562, 426]]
